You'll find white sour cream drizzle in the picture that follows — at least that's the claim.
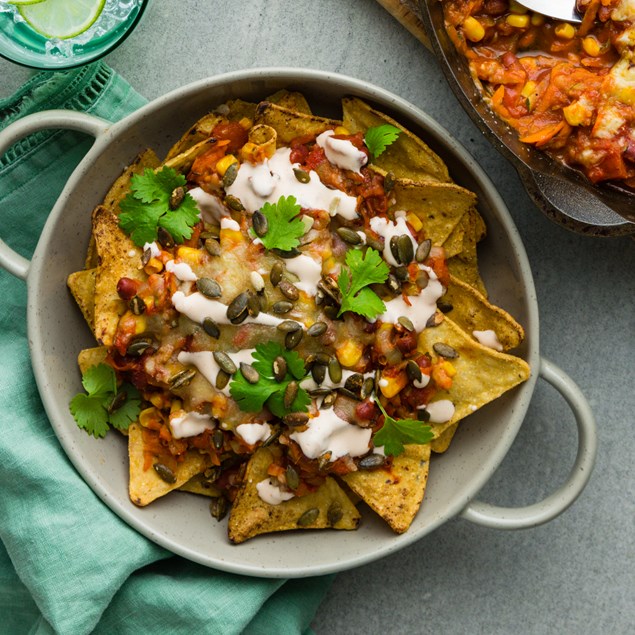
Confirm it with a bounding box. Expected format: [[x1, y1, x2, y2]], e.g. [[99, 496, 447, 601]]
[[170, 411, 216, 439], [284, 253, 323, 296], [177, 349, 257, 396], [220, 217, 241, 232], [290, 409, 372, 460], [256, 478, 295, 505], [225, 147, 358, 220], [143, 241, 161, 258], [316, 130, 368, 174], [369, 211, 417, 267], [172, 291, 285, 327], [421, 399, 455, 424], [472, 329, 504, 352], [378, 266, 444, 331], [236, 422, 272, 445], [166, 260, 198, 282], [189, 187, 229, 223]]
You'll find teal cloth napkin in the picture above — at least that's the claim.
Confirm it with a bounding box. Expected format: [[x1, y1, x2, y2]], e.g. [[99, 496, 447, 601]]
[[0, 62, 332, 635]]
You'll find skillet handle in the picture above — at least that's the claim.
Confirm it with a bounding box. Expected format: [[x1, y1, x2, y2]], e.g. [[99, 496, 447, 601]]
[[460, 357, 597, 529], [0, 110, 110, 280]]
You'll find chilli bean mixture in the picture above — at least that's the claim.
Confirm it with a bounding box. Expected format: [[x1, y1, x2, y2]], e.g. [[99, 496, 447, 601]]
[[442, 0, 635, 186]]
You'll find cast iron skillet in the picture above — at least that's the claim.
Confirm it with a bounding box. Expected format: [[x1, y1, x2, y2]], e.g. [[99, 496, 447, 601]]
[[419, 0, 635, 237]]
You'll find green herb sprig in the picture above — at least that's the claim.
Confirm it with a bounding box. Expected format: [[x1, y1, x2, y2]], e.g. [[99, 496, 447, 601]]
[[372, 400, 433, 457], [256, 195, 306, 251], [364, 124, 401, 159]]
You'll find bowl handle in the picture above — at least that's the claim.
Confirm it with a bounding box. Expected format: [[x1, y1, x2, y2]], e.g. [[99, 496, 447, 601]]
[[460, 357, 597, 529], [0, 110, 110, 280]]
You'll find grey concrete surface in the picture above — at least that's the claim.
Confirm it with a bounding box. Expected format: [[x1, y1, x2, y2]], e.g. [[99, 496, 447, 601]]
[[2, 1, 634, 633]]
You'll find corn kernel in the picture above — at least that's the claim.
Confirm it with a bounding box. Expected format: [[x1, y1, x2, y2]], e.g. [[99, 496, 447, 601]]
[[520, 81, 537, 99], [139, 406, 160, 427], [555, 23, 576, 39], [238, 117, 252, 130], [509, 0, 528, 13], [506, 13, 530, 28], [133, 314, 147, 334], [563, 99, 593, 126], [176, 245, 203, 266], [441, 361, 457, 377], [379, 370, 408, 399], [215, 154, 238, 177], [170, 399, 183, 414], [582, 36, 602, 57], [531, 12, 545, 26], [462, 16, 485, 43], [406, 212, 423, 232], [333, 126, 350, 135], [336, 340, 364, 368], [144, 257, 163, 275], [148, 394, 165, 409]]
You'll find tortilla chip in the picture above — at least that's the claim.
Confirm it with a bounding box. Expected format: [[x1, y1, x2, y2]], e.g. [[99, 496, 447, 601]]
[[418, 316, 531, 438], [342, 96, 450, 183], [390, 177, 477, 247], [163, 136, 220, 174], [254, 101, 339, 145], [67, 268, 96, 332], [266, 89, 313, 114], [342, 444, 431, 534], [228, 447, 360, 544], [128, 423, 211, 506], [430, 423, 457, 454], [77, 346, 108, 374], [92, 205, 145, 346], [446, 208, 487, 296], [165, 112, 225, 160], [443, 275, 525, 351], [179, 473, 223, 498]]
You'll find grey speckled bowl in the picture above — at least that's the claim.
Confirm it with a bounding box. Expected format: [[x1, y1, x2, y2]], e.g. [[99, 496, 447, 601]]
[[419, 0, 635, 237], [0, 68, 596, 577]]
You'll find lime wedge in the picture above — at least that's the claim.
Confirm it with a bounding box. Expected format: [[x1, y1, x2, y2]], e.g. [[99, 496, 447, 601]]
[[7, 1, 47, 5], [19, 0, 106, 39]]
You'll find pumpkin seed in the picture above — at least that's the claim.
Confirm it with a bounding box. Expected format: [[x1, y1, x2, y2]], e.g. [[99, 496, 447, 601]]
[[397, 316, 415, 332], [315, 289, 325, 306], [239, 362, 260, 384], [272, 300, 293, 314], [386, 274, 401, 293], [406, 359, 423, 383], [336, 226, 362, 245], [270, 261, 284, 287], [169, 368, 197, 390], [323, 305, 339, 319], [394, 265, 409, 281], [107, 390, 127, 414], [226, 291, 249, 321], [273, 356, 287, 382], [433, 342, 459, 359], [285, 464, 300, 490], [383, 171, 396, 192], [307, 321, 327, 337], [328, 357, 342, 384], [250, 271, 265, 293], [157, 226, 174, 249], [358, 454, 386, 469], [141, 247, 152, 266], [153, 463, 176, 484], [197, 277, 223, 299], [277, 319, 302, 333], [366, 235, 384, 252], [284, 381, 299, 409], [262, 426, 282, 447], [293, 167, 311, 183], [318, 452, 332, 470], [215, 369, 230, 390], [344, 373, 364, 396], [222, 161, 238, 188], [283, 412, 309, 427], [252, 210, 269, 237], [415, 270, 429, 289], [297, 508, 319, 527], [308, 387, 332, 397], [279, 279, 300, 301], [438, 301, 454, 314], [305, 352, 331, 368], [273, 247, 301, 259], [127, 337, 154, 357], [426, 312, 444, 328], [202, 317, 220, 338], [397, 234, 414, 264], [169, 186, 185, 210], [389, 235, 401, 263], [311, 363, 326, 385], [361, 377, 375, 400], [317, 277, 341, 304], [320, 391, 337, 409], [285, 328, 303, 350], [129, 295, 146, 315], [212, 429, 224, 450], [225, 194, 244, 211], [417, 408, 431, 422], [327, 502, 343, 525], [204, 237, 221, 256], [213, 351, 237, 374], [209, 496, 228, 521], [247, 292, 261, 318], [415, 238, 432, 263]]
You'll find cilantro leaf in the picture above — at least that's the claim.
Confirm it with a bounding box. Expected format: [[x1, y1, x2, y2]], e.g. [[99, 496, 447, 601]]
[[229, 342, 310, 417], [257, 195, 306, 251], [364, 124, 401, 159], [69, 364, 142, 438], [337, 248, 389, 319], [373, 401, 433, 457], [118, 167, 199, 246]]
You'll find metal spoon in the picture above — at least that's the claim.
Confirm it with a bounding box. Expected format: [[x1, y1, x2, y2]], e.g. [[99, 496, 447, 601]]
[[514, 0, 582, 23]]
